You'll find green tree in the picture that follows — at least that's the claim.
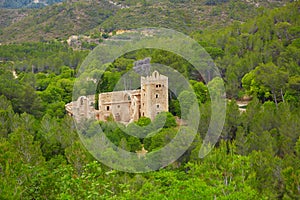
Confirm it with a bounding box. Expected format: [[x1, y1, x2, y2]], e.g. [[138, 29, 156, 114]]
[[177, 90, 198, 120], [65, 141, 93, 175], [9, 128, 45, 166], [254, 62, 288, 106], [153, 112, 177, 129], [0, 95, 14, 137]]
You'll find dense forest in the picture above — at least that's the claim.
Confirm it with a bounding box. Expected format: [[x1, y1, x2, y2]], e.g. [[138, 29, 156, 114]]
[[0, 0, 300, 199]]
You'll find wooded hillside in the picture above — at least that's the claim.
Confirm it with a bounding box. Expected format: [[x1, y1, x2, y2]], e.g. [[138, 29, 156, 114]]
[[0, 1, 299, 199]]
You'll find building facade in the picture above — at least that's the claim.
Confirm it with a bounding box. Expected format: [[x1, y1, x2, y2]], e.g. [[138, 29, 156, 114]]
[[66, 70, 168, 123]]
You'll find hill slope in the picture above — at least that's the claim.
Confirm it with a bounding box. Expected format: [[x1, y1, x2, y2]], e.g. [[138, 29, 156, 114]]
[[0, 0, 64, 8], [99, 0, 291, 33], [0, 0, 291, 43], [0, 0, 118, 43], [0, 8, 31, 30]]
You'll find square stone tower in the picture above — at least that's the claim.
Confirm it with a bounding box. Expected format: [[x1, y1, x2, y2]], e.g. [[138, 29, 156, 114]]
[[140, 70, 168, 121]]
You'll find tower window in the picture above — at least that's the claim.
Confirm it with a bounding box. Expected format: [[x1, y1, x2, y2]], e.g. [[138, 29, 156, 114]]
[[156, 94, 159, 98], [106, 106, 110, 111], [157, 104, 159, 108]]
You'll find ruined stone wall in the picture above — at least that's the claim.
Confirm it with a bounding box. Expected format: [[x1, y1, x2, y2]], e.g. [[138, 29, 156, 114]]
[[65, 95, 95, 121], [99, 90, 141, 122], [66, 70, 168, 123]]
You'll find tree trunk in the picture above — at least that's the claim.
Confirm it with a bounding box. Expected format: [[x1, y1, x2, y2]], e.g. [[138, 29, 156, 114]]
[[281, 88, 285, 102], [273, 90, 278, 108]]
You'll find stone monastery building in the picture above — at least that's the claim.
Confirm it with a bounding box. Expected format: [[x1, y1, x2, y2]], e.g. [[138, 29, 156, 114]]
[[65, 71, 168, 124]]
